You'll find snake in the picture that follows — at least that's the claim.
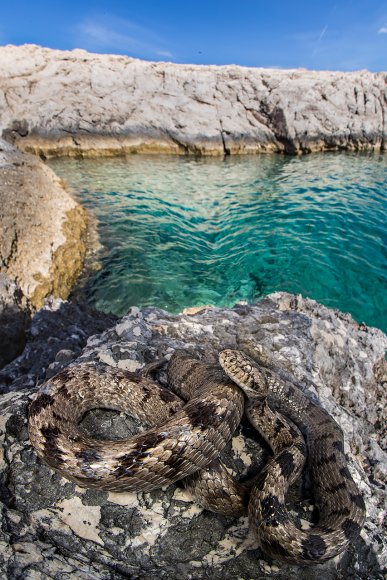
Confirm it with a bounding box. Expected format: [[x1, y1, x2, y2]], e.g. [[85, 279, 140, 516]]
[[218, 349, 366, 563], [28, 349, 366, 565]]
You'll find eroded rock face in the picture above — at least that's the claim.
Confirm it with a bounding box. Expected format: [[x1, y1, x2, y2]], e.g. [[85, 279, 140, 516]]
[[0, 293, 386, 579], [0, 139, 87, 309], [0, 45, 385, 156]]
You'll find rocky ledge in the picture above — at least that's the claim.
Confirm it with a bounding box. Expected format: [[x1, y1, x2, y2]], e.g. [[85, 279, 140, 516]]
[[0, 139, 88, 309], [0, 292, 386, 579], [0, 45, 386, 157]]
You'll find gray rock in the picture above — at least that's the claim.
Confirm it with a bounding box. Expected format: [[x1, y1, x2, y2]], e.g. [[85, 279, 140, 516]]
[[0, 274, 30, 369], [0, 45, 385, 157], [0, 293, 386, 579], [0, 297, 117, 392]]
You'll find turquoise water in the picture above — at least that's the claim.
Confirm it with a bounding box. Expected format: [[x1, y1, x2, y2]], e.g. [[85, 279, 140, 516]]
[[49, 153, 387, 332]]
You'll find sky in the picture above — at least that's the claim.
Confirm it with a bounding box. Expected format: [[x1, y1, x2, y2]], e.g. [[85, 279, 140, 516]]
[[1, 1, 386, 71]]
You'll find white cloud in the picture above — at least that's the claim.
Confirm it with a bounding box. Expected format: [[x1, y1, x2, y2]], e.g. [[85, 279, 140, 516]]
[[74, 15, 174, 60], [377, 26, 387, 34]]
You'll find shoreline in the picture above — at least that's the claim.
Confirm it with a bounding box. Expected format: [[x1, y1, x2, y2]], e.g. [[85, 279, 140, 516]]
[[1, 45, 385, 159], [14, 132, 386, 159], [0, 45, 386, 578], [0, 140, 88, 310], [0, 43, 386, 322]]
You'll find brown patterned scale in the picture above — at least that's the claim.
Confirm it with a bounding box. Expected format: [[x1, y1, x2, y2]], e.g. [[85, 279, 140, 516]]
[[219, 349, 366, 564], [28, 349, 366, 565], [28, 353, 246, 512]]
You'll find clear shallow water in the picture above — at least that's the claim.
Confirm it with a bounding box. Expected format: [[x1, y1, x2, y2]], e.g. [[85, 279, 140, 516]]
[[49, 153, 387, 332]]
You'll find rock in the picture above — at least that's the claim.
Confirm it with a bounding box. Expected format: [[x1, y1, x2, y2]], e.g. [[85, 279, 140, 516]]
[[0, 274, 30, 369], [0, 138, 88, 309], [0, 297, 117, 392], [0, 45, 385, 157], [0, 293, 386, 579]]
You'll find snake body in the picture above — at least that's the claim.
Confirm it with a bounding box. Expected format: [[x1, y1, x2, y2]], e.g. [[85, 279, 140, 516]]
[[219, 349, 366, 563], [28, 353, 244, 493], [28, 349, 366, 565]]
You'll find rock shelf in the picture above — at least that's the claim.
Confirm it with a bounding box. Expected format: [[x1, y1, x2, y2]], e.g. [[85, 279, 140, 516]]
[[0, 139, 87, 310], [1, 45, 386, 157], [0, 293, 386, 578]]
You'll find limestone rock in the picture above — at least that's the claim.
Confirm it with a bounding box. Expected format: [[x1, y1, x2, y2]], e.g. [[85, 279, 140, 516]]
[[0, 138, 88, 308], [0, 45, 385, 157], [0, 293, 386, 579]]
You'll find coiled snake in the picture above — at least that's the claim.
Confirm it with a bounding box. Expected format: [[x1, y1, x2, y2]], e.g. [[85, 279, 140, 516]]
[[28, 349, 366, 565]]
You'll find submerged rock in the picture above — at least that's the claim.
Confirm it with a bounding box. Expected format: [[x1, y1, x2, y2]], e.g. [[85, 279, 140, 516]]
[[0, 45, 385, 157], [0, 292, 386, 579], [0, 138, 88, 309]]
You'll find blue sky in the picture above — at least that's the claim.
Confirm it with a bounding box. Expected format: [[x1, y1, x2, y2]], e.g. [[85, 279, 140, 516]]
[[1, 1, 386, 71]]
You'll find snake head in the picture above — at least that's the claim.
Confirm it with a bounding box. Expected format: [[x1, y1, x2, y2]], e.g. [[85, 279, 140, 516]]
[[219, 349, 268, 399]]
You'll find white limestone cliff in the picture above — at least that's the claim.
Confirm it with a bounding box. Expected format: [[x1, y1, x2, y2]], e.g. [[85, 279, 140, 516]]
[[1, 44, 385, 157]]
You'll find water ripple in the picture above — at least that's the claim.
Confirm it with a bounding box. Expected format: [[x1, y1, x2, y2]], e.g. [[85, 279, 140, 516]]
[[49, 153, 387, 332]]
